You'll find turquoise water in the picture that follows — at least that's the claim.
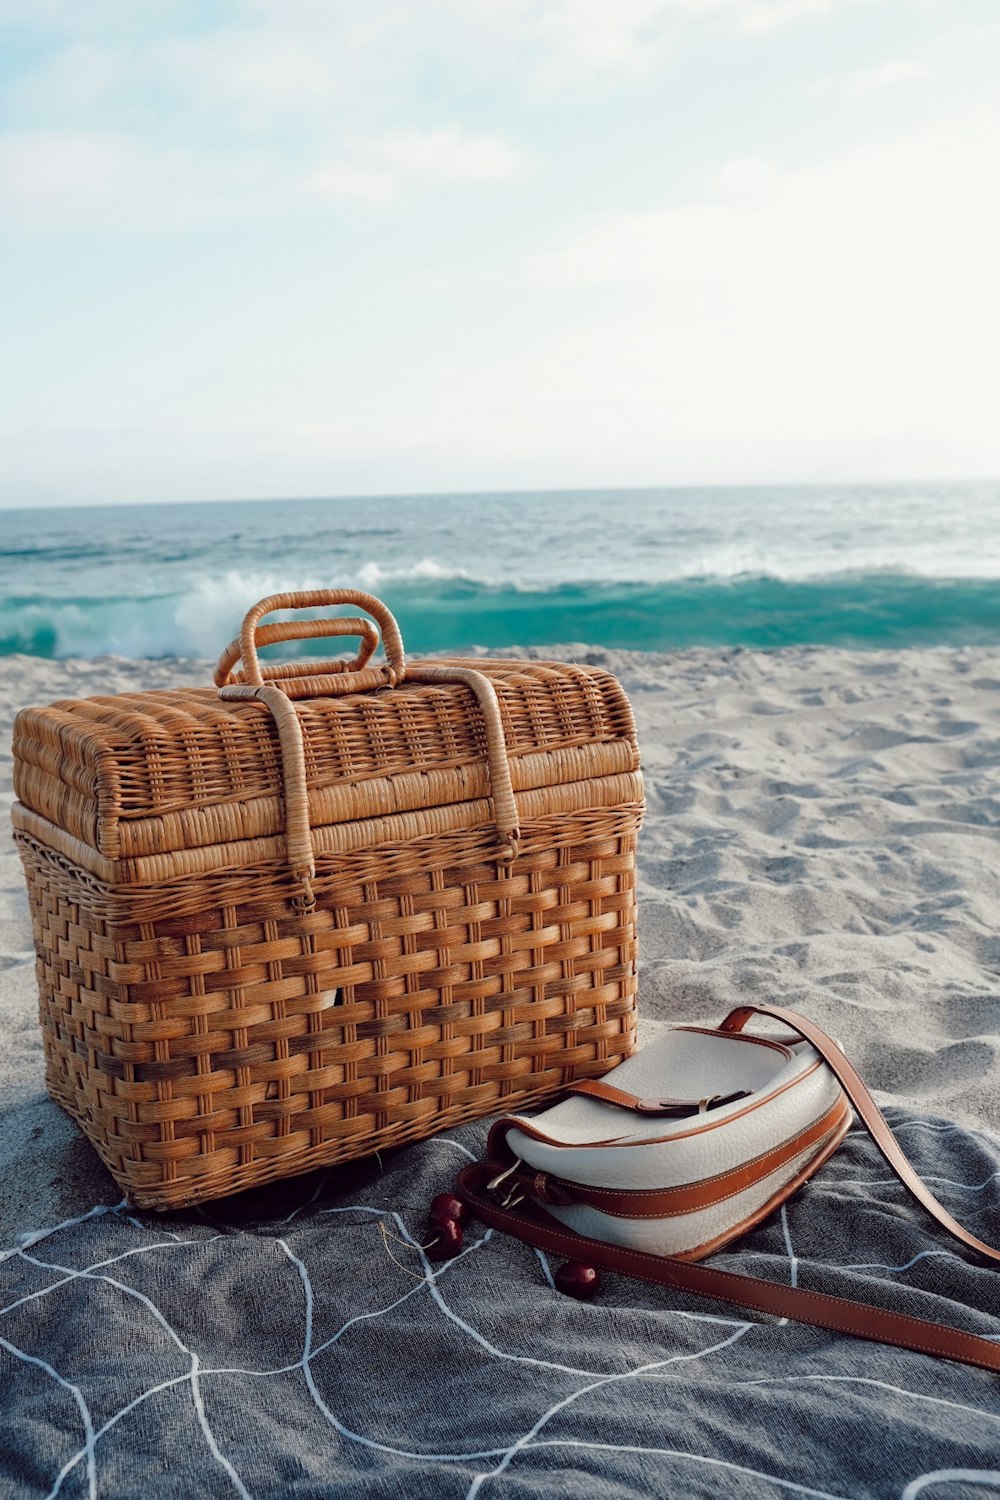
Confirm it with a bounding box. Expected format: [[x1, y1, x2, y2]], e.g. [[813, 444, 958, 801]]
[[1, 483, 999, 657]]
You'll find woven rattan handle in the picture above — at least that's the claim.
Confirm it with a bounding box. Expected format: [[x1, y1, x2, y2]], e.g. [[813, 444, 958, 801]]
[[214, 593, 520, 911], [213, 589, 406, 699], [215, 617, 380, 688], [406, 664, 520, 863]]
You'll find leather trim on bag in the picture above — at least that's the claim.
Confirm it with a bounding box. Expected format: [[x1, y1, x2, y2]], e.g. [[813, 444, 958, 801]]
[[676, 1114, 851, 1261], [718, 1001, 1000, 1268], [564, 1078, 751, 1116], [489, 1055, 827, 1159], [673, 1025, 794, 1059], [517, 1097, 852, 1220]]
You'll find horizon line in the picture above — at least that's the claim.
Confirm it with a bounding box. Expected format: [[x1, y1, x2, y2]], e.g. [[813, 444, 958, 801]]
[[2, 475, 1000, 514]]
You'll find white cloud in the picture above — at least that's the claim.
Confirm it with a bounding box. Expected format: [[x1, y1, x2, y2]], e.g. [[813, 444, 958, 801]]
[[3, 42, 127, 115], [731, 0, 853, 34], [0, 130, 150, 225], [0, 129, 283, 229], [0, 2, 526, 229], [153, 32, 346, 119], [852, 58, 928, 94], [380, 127, 522, 182], [456, 0, 876, 82], [304, 162, 395, 205], [0, 130, 127, 205], [0, 0, 148, 28], [709, 155, 781, 200], [445, 109, 1000, 478], [2, 0, 996, 493], [4, 0, 882, 120], [0, 119, 524, 227], [306, 127, 523, 206]]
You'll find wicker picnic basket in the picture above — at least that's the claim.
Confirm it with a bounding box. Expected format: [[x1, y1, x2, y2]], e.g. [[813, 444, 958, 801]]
[[11, 590, 643, 1210]]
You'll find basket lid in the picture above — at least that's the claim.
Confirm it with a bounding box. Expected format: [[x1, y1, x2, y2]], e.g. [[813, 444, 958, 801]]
[[13, 656, 641, 886]]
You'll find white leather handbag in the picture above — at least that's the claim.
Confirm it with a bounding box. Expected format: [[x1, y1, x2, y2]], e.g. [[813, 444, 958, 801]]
[[494, 1016, 849, 1261], [455, 1002, 1000, 1375]]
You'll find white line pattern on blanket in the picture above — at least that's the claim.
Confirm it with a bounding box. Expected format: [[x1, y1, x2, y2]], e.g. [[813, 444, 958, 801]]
[[775, 1202, 799, 1328], [464, 1326, 754, 1498], [20, 1242, 252, 1497], [1, 1116, 1000, 1500], [901, 1469, 1000, 1498], [733, 1373, 1000, 1427], [528, 1440, 853, 1500], [34, 1197, 514, 1493], [0, 1332, 97, 1500]]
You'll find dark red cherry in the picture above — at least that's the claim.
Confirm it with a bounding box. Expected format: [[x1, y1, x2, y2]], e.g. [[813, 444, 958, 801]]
[[555, 1261, 601, 1300], [427, 1216, 463, 1260], [429, 1193, 468, 1227]]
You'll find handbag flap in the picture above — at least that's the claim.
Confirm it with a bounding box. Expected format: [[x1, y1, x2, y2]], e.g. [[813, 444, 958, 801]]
[[492, 1026, 846, 1191]]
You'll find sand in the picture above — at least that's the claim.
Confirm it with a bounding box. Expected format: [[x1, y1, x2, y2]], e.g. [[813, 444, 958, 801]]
[[2, 645, 999, 1234]]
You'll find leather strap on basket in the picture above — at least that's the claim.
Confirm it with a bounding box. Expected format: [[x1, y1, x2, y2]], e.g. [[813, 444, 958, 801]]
[[456, 1004, 1000, 1374], [217, 590, 521, 909]]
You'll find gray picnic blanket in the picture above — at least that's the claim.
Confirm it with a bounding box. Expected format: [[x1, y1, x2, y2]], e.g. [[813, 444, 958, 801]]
[[2, 1076, 1000, 1500]]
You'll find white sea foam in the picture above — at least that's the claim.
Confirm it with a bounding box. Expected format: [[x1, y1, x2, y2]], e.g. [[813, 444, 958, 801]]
[[3, 485, 1000, 658], [356, 558, 480, 588], [170, 571, 331, 658]]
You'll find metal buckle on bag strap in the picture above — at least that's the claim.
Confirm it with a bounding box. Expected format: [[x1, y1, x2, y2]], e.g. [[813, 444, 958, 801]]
[[635, 1092, 746, 1116], [566, 1078, 752, 1117]]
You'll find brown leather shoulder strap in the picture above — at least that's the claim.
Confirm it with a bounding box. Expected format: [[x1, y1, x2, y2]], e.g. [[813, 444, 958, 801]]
[[455, 1159, 1000, 1375], [456, 1003, 1000, 1373], [719, 1003, 1000, 1265]]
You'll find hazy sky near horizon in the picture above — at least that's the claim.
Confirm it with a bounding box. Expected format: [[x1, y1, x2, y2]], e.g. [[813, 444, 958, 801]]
[[2, 0, 999, 508]]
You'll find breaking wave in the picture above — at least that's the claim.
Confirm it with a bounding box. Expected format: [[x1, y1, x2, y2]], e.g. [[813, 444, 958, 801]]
[[4, 571, 1000, 659]]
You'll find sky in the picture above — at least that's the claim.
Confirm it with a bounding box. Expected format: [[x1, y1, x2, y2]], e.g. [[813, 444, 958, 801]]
[[1, 0, 999, 508]]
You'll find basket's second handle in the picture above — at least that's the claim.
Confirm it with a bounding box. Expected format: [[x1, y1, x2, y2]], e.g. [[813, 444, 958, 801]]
[[213, 589, 406, 699], [215, 617, 379, 689], [221, 665, 521, 910]]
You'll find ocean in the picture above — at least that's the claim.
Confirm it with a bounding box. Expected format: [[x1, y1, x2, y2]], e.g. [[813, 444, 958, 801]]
[[2, 482, 999, 659]]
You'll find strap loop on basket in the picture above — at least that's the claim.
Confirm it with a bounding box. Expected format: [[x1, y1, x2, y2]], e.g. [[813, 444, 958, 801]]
[[218, 682, 317, 913], [219, 664, 520, 909], [405, 663, 521, 864]]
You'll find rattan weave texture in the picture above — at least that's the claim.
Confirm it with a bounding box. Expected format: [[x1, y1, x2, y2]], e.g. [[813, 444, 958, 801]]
[[12, 590, 643, 1209]]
